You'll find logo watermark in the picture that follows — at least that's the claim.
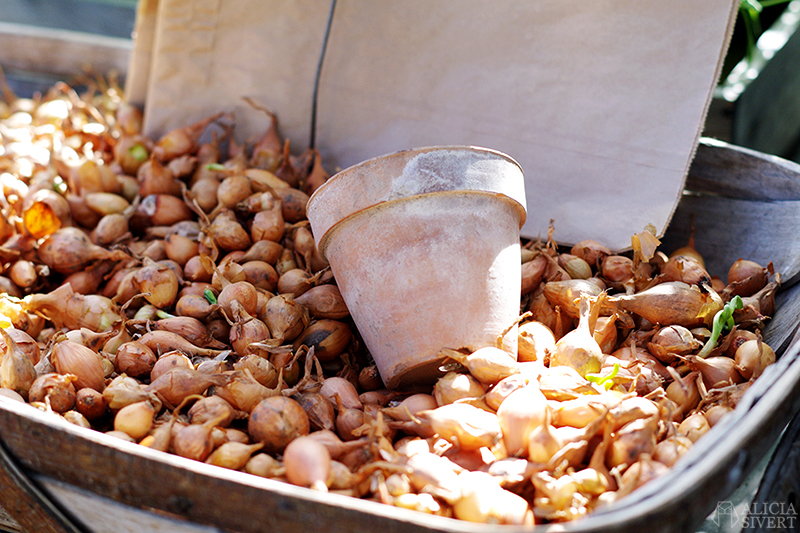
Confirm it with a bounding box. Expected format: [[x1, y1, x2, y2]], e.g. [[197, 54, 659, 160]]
[[712, 501, 797, 529]]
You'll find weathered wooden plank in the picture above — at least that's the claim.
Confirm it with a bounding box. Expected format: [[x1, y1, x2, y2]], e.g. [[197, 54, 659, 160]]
[[0, 437, 86, 533], [0, 505, 22, 533], [37, 478, 223, 533], [659, 192, 800, 281], [0, 399, 458, 533], [0, 22, 130, 79], [686, 139, 800, 200]]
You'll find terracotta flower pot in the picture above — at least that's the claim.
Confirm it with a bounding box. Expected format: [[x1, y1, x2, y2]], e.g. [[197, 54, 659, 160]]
[[306, 146, 527, 389]]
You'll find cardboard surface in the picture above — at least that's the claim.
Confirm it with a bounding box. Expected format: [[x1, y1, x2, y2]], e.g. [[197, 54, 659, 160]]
[[131, 0, 739, 250]]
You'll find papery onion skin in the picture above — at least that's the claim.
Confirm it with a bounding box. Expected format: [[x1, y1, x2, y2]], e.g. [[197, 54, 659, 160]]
[[248, 396, 310, 454], [51, 340, 106, 392], [496, 383, 549, 457]]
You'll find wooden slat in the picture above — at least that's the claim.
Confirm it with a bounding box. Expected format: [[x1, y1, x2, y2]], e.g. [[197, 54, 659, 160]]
[[0, 438, 87, 533], [686, 138, 800, 200], [661, 139, 800, 289], [0, 22, 131, 78]]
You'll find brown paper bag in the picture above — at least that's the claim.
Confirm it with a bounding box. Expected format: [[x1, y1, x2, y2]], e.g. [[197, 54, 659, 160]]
[[128, 0, 739, 249]]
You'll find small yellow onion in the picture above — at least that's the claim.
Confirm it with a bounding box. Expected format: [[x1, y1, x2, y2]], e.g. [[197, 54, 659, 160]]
[[51, 339, 106, 392], [550, 294, 603, 378], [607, 396, 660, 431], [9, 260, 38, 289], [652, 435, 693, 467], [484, 374, 529, 412], [319, 376, 362, 411], [22, 188, 71, 239], [84, 192, 130, 216], [383, 393, 437, 422], [63, 410, 91, 428], [601, 255, 634, 285], [0, 328, 41, 366], [293, 284, 349, 320], [496, 383, 549, 457], [433, 372, 485, 406], [188, 395, 236, 427], [551, 396, 606, 429], [172, 412, 229, 462], [113, 400, 156, 441], [114, 340, 157, 379], [245, 452, 286, 479], [616, 454, 669, 498], [292, 319, 351, 362], [453, 471, 533, 525], [687, 355, 744, 389], [592, 315, 618, 357], [28, 373, 77, 413], [146, 367, 229, 408], [678, 411, 710, 442], [214, 368, 281, 413], [560, 254, 592, 280], [75, 387, 107, 421], [248, 396, 310, 454], [647, 325, 702, 365], [661, 255, 710, 286], [294, 391, 336, 432], [517, 321, 556, 363], [726, 259, 770, 297], [527, 422, 562, 464], [734, 339, 776, 380], [282, 435, 332, 491], [665, 371, 701, 417], [443, 346, 520, 385], [606, 416, 658, 469], [416, 403, 502, 451], [262, 294, 309, 343], [571, 239, 611, 268], [704, 404, 734, 427], [133, 260, 180, 309], [0, 328, 37, 399], [205, 441, 264, 470]]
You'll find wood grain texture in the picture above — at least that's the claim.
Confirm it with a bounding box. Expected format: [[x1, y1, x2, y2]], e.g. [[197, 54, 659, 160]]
[[662, 139, 800, 288], [0, 438, 85, 533], [685, 139, 800, 200]]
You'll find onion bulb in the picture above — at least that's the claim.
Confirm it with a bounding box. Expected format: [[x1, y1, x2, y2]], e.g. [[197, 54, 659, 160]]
[[734, 339, 775, 380], [517, 321, 555, 363], [51, 339, 106, 392], [248, 396, 310, 454], [415, 403, 501, 451], [283, 435, 331, 491], [0, 328, 37, 399], [550, 294, 604, 377], [496, 383, 549, 457]]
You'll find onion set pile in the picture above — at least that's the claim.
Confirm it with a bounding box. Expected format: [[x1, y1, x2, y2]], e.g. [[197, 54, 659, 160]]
[[0, 76, 781, 526]]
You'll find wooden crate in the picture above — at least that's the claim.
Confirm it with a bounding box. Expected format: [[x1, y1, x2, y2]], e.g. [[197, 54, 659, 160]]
[[1, 139, 800, 533]]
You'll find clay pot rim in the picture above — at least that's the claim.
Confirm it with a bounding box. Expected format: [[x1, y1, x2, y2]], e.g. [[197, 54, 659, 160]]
[[315, 189, 524, 260], [307, 145, 527, 253]]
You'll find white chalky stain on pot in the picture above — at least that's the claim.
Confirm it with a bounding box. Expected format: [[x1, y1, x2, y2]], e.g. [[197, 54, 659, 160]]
[[388, 149, 498, 200]]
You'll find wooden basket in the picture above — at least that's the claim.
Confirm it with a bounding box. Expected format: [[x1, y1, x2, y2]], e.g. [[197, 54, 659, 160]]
[[1, 139, 800, 533]]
